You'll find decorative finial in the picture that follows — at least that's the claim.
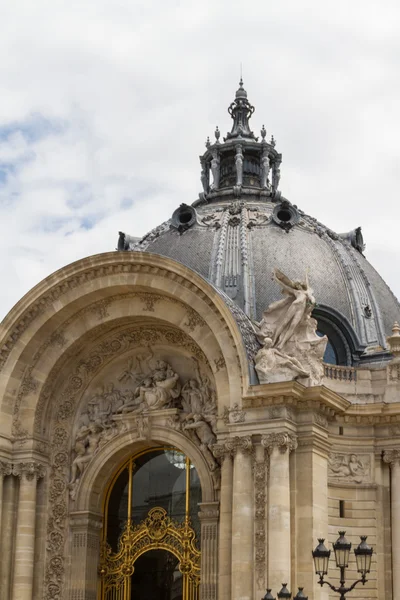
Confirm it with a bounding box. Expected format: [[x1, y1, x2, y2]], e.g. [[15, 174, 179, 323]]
[[270, 134, 276, 147], [205, 136, 211, 149], [239, 76, 243, 88], [261, 124, 266, 140], [215, 126, 220, 142], [387, 321, 400, 356]]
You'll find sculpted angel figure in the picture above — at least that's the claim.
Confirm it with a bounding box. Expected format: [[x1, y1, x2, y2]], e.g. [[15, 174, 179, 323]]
[[256, 268, 316, 350]]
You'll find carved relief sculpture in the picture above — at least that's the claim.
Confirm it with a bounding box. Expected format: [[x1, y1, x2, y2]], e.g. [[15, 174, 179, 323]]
[[69, 349, 217, 497], [328, 453, 371, 484], [254, 268, 327, 385]]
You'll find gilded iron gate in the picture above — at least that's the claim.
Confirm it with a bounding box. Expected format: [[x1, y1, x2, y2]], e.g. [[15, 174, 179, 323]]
[[98, 455, 201, 600]]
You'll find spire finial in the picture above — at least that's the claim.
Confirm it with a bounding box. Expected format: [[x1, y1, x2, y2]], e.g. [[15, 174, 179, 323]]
[[261, 124, 266, 141]]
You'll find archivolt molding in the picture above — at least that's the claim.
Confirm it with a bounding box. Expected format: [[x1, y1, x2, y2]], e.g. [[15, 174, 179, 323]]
[[11, 291, 229, 440], [0, 252, 249, 382], [2, 255, 252, 440]]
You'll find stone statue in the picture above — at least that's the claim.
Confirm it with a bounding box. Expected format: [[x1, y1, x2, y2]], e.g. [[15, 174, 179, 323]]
[[260, 151, 270, 189], [256, 269, 315, 349], [255, 338, 310, 383], [272, 161, 281, 190], [200, 160, 209, 194], [210, 150, 220, 190], [182, 379, 204, 415], [254, 268, 327, 385], [235, 145, 243, 186], [184, 414, 218, 471], [69, 423, 102, 488]]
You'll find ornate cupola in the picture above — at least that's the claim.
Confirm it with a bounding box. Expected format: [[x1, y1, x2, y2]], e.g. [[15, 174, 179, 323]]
[[199, 80, 282, 202]]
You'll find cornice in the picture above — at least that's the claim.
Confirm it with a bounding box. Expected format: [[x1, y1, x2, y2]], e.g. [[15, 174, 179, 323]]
[[242, 382, 350, 417], [243, 382, 400, 425]]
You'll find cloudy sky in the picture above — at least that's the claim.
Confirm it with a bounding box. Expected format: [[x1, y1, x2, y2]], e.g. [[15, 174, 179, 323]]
[[0, 0, 399, 319]]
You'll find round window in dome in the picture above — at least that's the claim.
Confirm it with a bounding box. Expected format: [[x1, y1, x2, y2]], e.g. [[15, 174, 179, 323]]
[[272, 201, 299, 231]]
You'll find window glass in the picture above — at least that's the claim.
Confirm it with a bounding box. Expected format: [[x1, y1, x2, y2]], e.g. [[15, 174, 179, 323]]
[[106, 448, 202, 551]]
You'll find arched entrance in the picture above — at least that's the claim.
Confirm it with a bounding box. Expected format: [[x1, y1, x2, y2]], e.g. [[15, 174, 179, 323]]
[[99, 447, 201, 600]]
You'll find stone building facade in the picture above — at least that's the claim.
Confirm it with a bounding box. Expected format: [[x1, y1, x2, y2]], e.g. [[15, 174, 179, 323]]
[[0, 81, 400, 600]]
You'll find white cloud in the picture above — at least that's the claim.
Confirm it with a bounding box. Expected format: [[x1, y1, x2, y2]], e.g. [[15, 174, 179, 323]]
[[0, 0, 399, 319]]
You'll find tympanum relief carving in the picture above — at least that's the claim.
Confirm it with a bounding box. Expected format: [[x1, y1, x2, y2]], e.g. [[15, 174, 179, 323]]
[[69, 348, 218, 498]]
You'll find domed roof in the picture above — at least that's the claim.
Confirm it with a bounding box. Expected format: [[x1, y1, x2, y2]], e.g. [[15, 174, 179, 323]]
[[118, 83, 400, 365]]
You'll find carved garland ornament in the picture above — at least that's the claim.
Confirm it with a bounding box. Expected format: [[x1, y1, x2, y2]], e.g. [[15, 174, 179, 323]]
[[43, 325, 213, 600], [254, 455, 267, 590]]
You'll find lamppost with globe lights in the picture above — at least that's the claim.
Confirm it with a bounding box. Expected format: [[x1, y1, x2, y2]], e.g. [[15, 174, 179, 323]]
[[312, 531, 373, 600], [262, 583, 308, 600]]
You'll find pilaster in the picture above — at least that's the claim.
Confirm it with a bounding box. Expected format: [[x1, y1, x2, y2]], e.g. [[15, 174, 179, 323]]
[[199, 501, 219, 600], [213, 443, 234, 600], [12, 461, 46, 600], [262, 432, 297, 593], [383, 448, 400, 600], [69, 510, 103, 600], [229, 436, 254, 600]]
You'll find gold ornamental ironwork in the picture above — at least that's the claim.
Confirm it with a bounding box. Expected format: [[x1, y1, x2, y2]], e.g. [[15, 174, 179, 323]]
[[99, 507, 200, 600]]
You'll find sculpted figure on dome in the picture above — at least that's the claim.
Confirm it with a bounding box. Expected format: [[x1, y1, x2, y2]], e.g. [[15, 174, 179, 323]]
[[254, 268, 327, 385]]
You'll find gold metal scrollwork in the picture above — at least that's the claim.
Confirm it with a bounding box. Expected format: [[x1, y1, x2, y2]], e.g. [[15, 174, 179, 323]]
[[99, 507, 200, 600]]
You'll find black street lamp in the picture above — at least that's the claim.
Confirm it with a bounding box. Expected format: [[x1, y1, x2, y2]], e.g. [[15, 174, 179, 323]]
[[312, 531, 373, 600], [262, 584, 308, 600]]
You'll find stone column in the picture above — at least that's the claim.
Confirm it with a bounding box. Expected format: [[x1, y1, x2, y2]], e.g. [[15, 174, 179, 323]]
[[263, 433, 297, 593], [69, 510, 103, 600], [12, 461, 46, 600], [199, 501, 220, 600], [214, 444, 233, 600], [0, 463, 14, 599], [383, 449, 400, 600], [229, 436, 253, 600], [253, 443, 268, 599]]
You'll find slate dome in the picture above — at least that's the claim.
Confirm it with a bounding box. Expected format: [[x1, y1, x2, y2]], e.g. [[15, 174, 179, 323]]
[[118, 82, 400, 366]]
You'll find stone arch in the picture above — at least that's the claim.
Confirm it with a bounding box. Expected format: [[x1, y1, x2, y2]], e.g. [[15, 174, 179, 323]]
[[75, 424, 216, 514], [0, 252, 251, 440]]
